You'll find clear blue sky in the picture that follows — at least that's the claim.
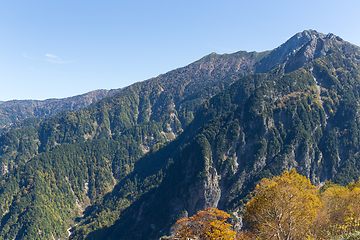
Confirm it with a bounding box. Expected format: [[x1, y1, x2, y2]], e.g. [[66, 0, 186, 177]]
[[1, 0, 360, 101]]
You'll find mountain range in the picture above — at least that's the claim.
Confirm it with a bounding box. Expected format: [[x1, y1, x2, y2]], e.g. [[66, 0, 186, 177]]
[[0, 29, 360, 239]]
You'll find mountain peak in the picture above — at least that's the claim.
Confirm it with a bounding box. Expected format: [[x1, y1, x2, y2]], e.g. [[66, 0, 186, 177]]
[[255, 30, 359, 73], [295, 29, 325, 40]]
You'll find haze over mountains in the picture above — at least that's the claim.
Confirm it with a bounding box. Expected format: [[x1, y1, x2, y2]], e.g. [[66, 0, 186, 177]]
[[0, 30, 360, 239]]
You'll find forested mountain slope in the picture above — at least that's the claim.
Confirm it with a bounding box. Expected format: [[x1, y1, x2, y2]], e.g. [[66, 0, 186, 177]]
[[0, 48, 267, 175], [1, 30, 359, 239]]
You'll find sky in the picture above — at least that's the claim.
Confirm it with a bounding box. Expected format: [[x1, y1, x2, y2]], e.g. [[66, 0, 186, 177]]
[[1, 0, 360, 101]]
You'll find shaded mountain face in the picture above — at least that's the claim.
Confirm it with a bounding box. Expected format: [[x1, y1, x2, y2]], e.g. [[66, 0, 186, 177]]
[[1, 30, 360, 240], [0, 49, 267, 176]]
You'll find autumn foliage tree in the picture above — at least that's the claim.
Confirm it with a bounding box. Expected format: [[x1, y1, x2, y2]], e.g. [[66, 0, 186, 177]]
[[243, 169, 320, 240], [312, 181, 360, 238], [169, 207, 237, 240]]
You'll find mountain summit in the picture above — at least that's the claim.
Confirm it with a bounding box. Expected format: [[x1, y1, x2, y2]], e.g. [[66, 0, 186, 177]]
[[0, 30, 360, 239], [256, 29, 360, 73]]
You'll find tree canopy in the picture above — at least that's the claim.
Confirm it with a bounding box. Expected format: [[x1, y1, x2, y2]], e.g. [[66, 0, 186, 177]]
[[243, 169, 320, 240]]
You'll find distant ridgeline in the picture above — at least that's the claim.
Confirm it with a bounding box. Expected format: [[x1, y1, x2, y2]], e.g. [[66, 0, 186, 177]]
[[0, 89, 121, 130], [0, 30, 360, 239]]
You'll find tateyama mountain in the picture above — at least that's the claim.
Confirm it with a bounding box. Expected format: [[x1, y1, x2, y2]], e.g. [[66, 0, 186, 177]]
[[0, 30, 360, 239]]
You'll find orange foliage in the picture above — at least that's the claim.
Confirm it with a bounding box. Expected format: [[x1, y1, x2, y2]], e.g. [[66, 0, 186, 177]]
[[244, 169, 320, 240], [170, 207, 237, 240]]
